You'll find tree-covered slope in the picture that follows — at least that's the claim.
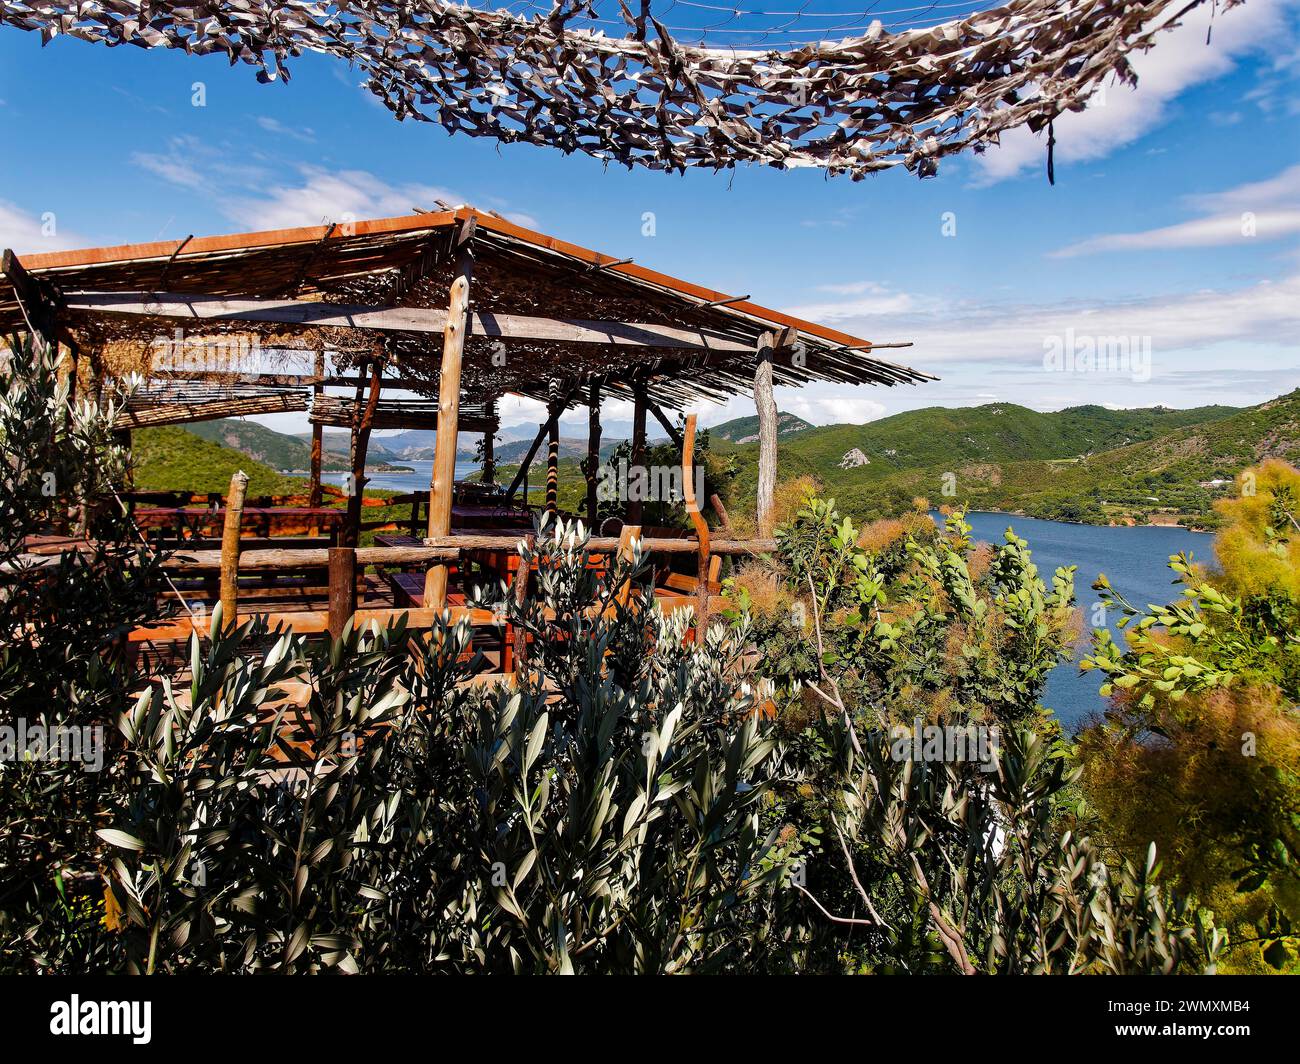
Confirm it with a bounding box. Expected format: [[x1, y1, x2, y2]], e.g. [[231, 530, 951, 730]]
[[790, 392, 1298, 528], [132, 426, 301, 497]]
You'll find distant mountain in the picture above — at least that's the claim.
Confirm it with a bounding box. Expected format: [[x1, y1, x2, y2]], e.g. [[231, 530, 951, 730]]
[[741, 402, 1236, 480], [192, 420, 351, 472], [191, 419, 407, 471], [134, 427, 300, 497], [724, 396, 1290, 529], [708, 410, 814, 444]]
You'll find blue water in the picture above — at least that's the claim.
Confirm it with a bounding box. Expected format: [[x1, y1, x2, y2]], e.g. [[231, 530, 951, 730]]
[[323, 459, 480, 494], [935, 511, 1212, 731]]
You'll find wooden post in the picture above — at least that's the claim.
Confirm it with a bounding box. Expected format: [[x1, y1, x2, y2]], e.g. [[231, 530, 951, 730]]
[[308, 349, 325, 508], [424, 229, 474, 608], [754, 332, 779, 538], [504, 387, 576, 502], [328, 546, 357, 640], [511, 533, 534, 682], [216, 470, 249, 634], [344, 358, 382, 549], [614, 524, 642, 609], [585, 379, 602, 527], [628, 382, 647, 524], [482, 397, 497, 484], [681, 415, 711, 642], [546, 379, 560, 515]]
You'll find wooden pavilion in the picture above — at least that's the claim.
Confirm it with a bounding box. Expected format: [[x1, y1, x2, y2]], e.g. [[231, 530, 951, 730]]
[[2, 205, 931, 660]]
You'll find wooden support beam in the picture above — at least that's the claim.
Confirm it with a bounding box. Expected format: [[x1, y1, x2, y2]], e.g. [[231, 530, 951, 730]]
[[217, 470, 249, 634], [512, 533, 533, 682], [114, 392, 306, 429], [344, 359, 382, 549], [615, 525, 642, 609], [424, 231, 474, 609], [504, 385, 579, 502], [64, 291, 757, 352], [645, 395, 684, 450], [2, 248, 58, 348], [308, 349, 325, 508], [754, 331, 780, 539], [585, 380, 601, 527], [141, 537, 778, 575], [627, 383, 648, 525], [327, 547, 357, 640], [682, 414, 711, 642], [482, 397, 497, 484], [546, 379, 560, 515]]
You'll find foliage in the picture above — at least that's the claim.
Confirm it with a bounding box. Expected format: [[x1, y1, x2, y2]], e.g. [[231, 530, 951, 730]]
[[0, 336, 162, 972], [8, 517, 786, 973], [720, 493, 1218, 973], [187, 418, 353, 473], [1079, 461, 1300, 971], [132, 425, 302, 497], [0, 337, 1243, 976], [728, 399, 1240, 523], [728, 497, 1078, 728]]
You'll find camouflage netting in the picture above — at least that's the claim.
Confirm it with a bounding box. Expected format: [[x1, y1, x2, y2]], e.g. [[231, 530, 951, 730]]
[[0, 0, 1236, 178]]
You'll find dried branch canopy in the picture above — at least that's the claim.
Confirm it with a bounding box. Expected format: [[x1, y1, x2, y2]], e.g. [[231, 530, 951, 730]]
[[0, 0, 1235, 177]]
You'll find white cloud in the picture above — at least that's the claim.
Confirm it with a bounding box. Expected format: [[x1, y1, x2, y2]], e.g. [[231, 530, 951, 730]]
[[803, 275, 1300, 367], [222, 167, 463, 230], [254, 116, 316, 143], [783, 284, 921, 321], [0, 201, 82, 254], [132, 150, 209, 191], [1053, 162, 1300, 256], [1054, 209, 1300, 256], [973, 0, 1298, 184], [132, 145, 535, 233]]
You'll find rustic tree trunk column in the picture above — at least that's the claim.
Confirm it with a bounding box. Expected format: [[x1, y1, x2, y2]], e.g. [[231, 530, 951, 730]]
[[217, 470, 249, 634], [754, 331, 779, 538], [328, 547, 357, 640], [628, 382, 647, 524], [424, 234, 474, 608], [682, 414, 711, 642], [344, 358, 382, 549], [546, 379, 560, 515], [308, 349, 325, 508], [585, 379, 601, 528], [482, 397, 497, 484]]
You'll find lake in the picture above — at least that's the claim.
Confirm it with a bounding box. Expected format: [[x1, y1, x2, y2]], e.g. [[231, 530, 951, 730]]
[[936, 511, 1212, 731], [323, 459, 484, 494]]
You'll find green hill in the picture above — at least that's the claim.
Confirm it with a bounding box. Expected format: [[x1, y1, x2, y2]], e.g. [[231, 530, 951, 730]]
[[741, 402, 1234, 480], [132, 426, 302, 497], [708, 410, 813, 444], [762, 393, 1297, 529], [190, 419, 351, 472]]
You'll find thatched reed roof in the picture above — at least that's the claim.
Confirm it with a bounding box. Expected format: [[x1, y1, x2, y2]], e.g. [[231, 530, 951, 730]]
[[2, 205, 931, 412]]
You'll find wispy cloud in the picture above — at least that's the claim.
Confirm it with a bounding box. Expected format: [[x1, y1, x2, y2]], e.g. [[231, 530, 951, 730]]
[[799, 275, 1300, 367], [972, 0, 1298, 184], [1052, 163, 1300, 256], [784, 280, 923, 321], [254, 116, 316, 143], [0, 201, 83, 254], [222, 167, 462, 230], [132, 141, 533, 233]]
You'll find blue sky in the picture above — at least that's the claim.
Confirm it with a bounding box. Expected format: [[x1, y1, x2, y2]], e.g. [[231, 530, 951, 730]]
[[2, 0, 1298, 438]]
